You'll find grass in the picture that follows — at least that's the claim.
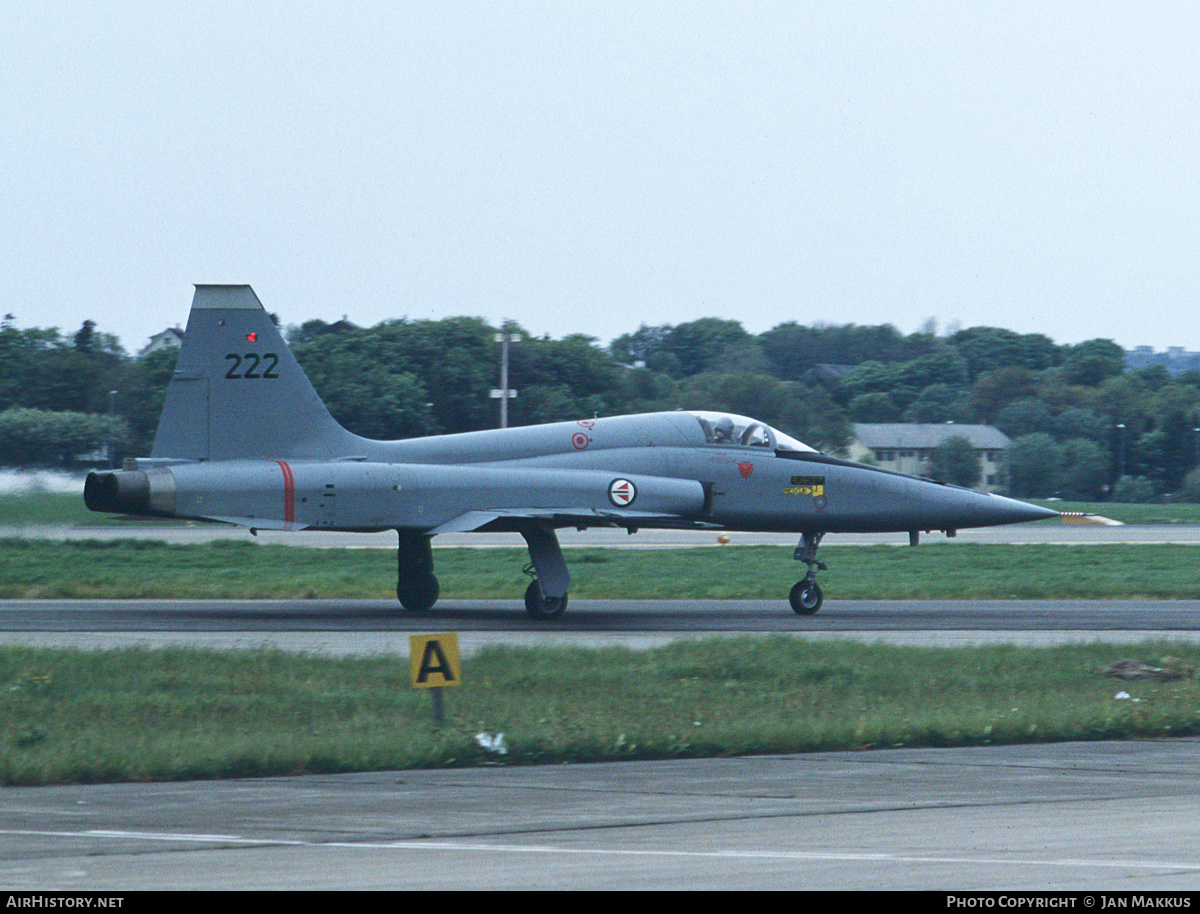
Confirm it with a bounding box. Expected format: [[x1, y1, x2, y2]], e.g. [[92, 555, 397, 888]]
[[2, 492, 1198, 786], [0, 491, 98, 526], [0, 537, 1198, 600], [2, 638, 1197, 786], [1030, 499, 1200, 525]]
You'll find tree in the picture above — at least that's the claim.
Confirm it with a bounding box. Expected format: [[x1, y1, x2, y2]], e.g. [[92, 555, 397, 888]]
[[1054, 407, 1110, 443], [1130, 429, 1170, 495], [678, 372, 791, 427], [758, 322, 911, 378], [1005, 434, 1062, 498], [930, 436, 982, 488], [0, 408, 129, 466], [615, 367, 679, 414], [968, 367, 1039, 423], [949, 326, 1059, 379], [73, 319, 96, 353], [1179, 468, 1200, 503], [778, 384, 851, 454], [902, 384, 970, 424], [895, 351, 969, 396], [293, 317, 495, 435], [304, 350, 437, 440], [1057, 438, 1111, 501], [1096, 374, 1151, 433], [757, 322, 822, 379], [837, 361, 899, 404], [1112, 475, 1155, 503], [848, 392, 900, 423], [609, 324, 671, 366], [995, 398, 1056, 439], [121, 347, 179, 456], [661, 318, 752, 377], [1061, 339, 1125, 386]]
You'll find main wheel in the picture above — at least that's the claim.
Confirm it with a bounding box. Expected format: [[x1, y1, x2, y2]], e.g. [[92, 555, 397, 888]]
[[789, 580, 823, 615], [524, 580, 568, 620], [398, 573, 439, 612]]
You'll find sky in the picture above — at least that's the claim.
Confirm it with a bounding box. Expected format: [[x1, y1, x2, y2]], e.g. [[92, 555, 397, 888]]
[[1, 2, 1197, 356]]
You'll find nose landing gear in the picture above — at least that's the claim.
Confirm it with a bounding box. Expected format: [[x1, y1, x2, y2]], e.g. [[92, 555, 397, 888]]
[[789, 579, 823, 615], [790, 531, 826, 615]]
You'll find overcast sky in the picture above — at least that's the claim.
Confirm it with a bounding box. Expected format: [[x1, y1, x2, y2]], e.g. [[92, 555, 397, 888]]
[[2, 2, 1196, 355]]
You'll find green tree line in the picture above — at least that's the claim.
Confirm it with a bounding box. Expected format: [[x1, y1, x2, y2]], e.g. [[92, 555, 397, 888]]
[[3, 310, 1199, 502]]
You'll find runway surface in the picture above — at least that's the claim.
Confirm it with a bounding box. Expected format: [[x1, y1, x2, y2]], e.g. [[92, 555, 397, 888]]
[[6, 740, 1200, 890], [5, 524, 1200, 889], [6, 520, 1200, 547], [4, 596, 1200, 656]]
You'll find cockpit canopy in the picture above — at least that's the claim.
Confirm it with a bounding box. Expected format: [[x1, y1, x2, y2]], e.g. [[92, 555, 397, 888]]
[[689, 411, 817, 452]]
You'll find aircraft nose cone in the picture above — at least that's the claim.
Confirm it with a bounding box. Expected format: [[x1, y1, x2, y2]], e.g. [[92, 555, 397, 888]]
[[975, 494, 1059, 526], [909, 481, 1059, 530]]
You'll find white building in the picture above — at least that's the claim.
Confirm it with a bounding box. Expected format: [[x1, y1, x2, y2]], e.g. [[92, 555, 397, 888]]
[[138, 326, 184, 358], [848, 423, 1011, 492]]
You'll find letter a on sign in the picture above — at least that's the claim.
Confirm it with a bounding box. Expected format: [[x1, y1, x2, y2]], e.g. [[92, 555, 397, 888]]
[[410, 633, 462, 689]]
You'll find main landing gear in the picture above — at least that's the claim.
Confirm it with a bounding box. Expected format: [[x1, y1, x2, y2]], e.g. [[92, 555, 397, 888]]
[[398, 525, 826, 619], [394, 524, 572, 621], [789, 531, 826, 615], [520, 524, 570, 620], [396, 530, 439, 612], [524, 579, 568, 620]]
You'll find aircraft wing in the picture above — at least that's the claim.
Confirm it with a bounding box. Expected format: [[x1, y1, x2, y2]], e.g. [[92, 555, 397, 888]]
[[195, 515, 309, 532], [426, 508, 717, 535], [183, 507, 709, 536]]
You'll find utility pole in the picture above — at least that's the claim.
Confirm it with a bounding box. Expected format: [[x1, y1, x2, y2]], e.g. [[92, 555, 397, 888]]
[[491, 327, 518, 428], [108, 389, 118, 468]]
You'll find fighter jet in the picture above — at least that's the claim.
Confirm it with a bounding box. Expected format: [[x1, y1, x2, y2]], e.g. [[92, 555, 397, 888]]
[[84, 285, 1057, 618]]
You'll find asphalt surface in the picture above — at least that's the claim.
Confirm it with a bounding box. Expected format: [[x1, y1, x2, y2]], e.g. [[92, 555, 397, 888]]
[[4, 522, 1200, 890], [6, 741, 1200, 890], [6, 519, 1200, 547], [3, 597, 1200, 657]]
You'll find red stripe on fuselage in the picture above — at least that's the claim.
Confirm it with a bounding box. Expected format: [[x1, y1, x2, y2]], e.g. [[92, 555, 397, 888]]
[[275, 460, 295, 524]]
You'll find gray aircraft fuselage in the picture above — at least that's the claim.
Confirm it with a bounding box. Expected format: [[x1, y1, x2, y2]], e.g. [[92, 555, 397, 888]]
[[120, 413, 1043, 535], [84, 285, 1057, 618]]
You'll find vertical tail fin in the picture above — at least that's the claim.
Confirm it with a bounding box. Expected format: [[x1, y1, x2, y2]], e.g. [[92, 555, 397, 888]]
[[151, 285, 356, 460]]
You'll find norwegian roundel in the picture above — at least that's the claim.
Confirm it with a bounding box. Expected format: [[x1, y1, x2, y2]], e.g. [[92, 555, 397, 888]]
[[608, 478, 637, 507]]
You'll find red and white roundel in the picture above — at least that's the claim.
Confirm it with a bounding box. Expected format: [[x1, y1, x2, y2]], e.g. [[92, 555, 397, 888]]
[[572, 432, 590, 450], [608, 478, 637, 507]]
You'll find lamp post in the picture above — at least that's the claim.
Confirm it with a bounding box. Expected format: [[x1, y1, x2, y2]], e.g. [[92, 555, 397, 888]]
[[491, 328, 518, 428], [108, 389, 118, 468], [1116, 423, 1126, 480]]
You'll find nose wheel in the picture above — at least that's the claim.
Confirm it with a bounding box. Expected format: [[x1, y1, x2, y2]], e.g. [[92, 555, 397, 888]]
[[789, 580, 823, 615], [791, 531, 827, 615]]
